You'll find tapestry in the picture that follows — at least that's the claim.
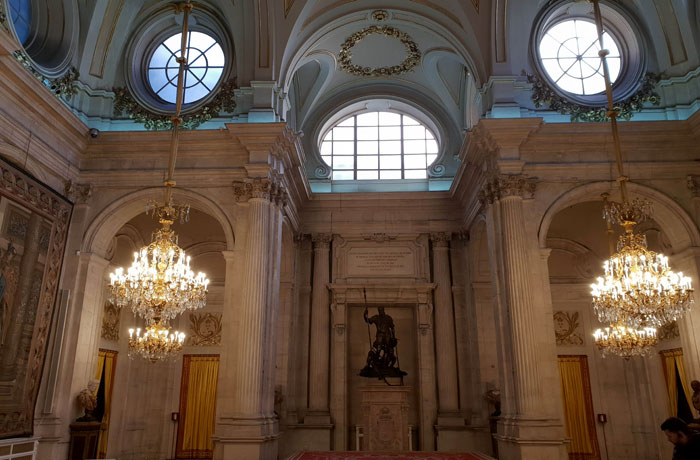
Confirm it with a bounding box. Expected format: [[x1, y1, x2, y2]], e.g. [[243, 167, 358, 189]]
[[0, 157, 72, 438]]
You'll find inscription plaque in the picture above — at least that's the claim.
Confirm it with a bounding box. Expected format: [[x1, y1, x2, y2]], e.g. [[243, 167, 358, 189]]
[[347, 247, 414, 277]]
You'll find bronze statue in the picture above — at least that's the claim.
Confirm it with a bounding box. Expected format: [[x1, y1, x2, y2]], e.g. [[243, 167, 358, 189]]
[[360, 305, 406, 382]]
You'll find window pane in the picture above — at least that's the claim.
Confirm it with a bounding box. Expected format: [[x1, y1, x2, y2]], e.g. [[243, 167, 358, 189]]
[[426, 140, 438, 154], [357, 112, 378, 126], [404, 155, 426, 169], [379, 112, 401, 125], [357, 170, 378, 180], [357, 141, 378, 155], [333, 142, 354, 155], [379, 126, 401, 140], [403, 126, 426, 140], [404, 140, 426, 154], [357, 127, 378, 141], [333, 156, 354, 169], [320, 142, 332, 156], [404, 169, 427, 179], [379, 140, 401, 155], [337, 117, 354, 127], [332, 127, 354, 141], [427, 154, 438, 165], [380, 155, 401, 169], [149, 69, 169, 94], [321, 155, 331, 165], [403, 115, 420, 126], [380, 170, 401, 180], [357, 156, 378, 169], [333, 170, 354, 180]]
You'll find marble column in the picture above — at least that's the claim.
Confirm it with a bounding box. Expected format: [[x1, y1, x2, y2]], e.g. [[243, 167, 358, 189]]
[[416, 289, 437, 451], [215, 177, 282, 460], [306, 233, 332, 422], [0, 212, 42, 380], [430, 233, 460, 415], [329, 292, 347, 450], [481, 174, 567, 460]]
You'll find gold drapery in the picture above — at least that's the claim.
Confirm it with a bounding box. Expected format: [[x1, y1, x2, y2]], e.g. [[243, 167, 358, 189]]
[[558, 355, 599, 459], [176, 355, 220, 459], [660, 348, 693, 417], [95, 349, 117, 459]]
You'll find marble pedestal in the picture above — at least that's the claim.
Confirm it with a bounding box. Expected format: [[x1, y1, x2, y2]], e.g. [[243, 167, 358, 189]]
[[360, 385, 411, 451]]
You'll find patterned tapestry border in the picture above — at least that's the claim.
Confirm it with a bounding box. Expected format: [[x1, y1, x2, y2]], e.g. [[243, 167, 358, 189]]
[[523, 71, 662, 122], [112, 79, 237, 131]]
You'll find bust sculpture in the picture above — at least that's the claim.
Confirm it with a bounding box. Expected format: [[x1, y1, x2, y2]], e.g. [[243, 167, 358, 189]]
[[360, 306, 406, 382], [690, 380, 700, 428], [76, 380, 100, 422]]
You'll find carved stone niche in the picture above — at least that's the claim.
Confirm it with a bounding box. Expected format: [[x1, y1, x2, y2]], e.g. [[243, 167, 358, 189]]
[[332, 234, 429, 282]]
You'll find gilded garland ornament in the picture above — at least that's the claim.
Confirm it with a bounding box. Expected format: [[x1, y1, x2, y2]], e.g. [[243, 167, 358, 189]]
[[12, 51, 79, 100], [112, 78, 237, 130], [338, 26, 421, 77], [523, 71, 661, 122]]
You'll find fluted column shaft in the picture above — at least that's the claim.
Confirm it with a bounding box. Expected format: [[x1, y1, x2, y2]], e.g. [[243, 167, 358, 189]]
[[233, 196, 271, 416], [431, 233, 460, 414], [308, 234, 331, 414], [498, 195, 541, 415]]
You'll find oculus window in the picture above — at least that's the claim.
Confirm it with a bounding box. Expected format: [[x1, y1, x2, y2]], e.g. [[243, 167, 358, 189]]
[[539, 19, 621, 95], [320, 111, 438, 181], [147, 31, 225, 104], [8, 0, 31, 45]]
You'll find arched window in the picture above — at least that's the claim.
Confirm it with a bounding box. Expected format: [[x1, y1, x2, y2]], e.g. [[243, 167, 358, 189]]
[[320, 111, 438, 180], [538, 18, 621, 95], [147, 31, 225, 104], [8, 0, 31, 45]]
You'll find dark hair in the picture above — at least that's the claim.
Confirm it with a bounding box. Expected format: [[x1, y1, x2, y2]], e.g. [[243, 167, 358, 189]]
[[661, 417, 691, 434]]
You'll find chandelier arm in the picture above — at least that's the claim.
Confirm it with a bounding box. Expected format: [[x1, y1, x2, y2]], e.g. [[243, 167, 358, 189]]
[[591, 0, 629, 204], [601, 193, 616, 256], [164, 1, 192, 207]]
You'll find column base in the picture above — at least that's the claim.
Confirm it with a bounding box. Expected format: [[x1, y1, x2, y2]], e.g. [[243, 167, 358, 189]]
[[495, 415, 567, 460], [435, 415, 492, 454], [213, 415, 279, 460]]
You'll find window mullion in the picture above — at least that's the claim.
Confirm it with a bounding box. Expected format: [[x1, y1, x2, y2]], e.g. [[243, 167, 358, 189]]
[[400, 115, 405, 179], [354, 115, 358, 180]]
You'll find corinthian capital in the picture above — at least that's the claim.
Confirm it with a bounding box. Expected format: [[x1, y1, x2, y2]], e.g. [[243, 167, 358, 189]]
[[479, 174, 537, 205], [232, 176, 287, 204], [430, 232, 450, 247], [688, 175, 700, 198], [311, 233, 332, 248]]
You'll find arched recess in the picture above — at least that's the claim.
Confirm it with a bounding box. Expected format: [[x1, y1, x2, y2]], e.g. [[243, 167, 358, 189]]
[[82, 187, 235, 257], [286, 51, 335, 130], [538, 182, 700, 252]]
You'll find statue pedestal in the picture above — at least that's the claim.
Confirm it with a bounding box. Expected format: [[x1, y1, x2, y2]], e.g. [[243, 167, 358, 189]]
[[360, 385, 410, 451]]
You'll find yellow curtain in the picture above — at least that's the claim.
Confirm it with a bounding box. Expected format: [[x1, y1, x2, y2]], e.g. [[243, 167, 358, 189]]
[[558, 356, 598, 458], [660, 349, 694, 417], [177, 355, 220, 459], [95, 350, 117, 459], [94, 352, 105, 394]]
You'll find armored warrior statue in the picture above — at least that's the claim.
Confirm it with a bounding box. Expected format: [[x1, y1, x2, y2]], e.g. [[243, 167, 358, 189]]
[[360, 305, 406, 382]]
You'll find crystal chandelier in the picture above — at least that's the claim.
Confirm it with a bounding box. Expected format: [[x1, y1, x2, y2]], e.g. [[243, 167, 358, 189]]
[[586, 0, 693, 359], [128, 321, 185, 362], [109, 1, 208, 361], [593, 322, 658, 359]]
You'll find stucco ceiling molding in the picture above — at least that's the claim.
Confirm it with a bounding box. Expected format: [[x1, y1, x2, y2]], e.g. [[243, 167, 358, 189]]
[[338, 25, 421, 77]]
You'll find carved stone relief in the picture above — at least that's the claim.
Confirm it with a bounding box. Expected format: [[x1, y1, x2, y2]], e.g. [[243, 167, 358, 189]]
[[553, 311, 584, 346], [100, 301, 120, 342], [187, 312, 222, 346], [658, 321, 680, 341]]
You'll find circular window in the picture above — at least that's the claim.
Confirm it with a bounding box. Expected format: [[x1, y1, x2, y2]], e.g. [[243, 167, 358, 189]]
[[147, 31, 225, 104], [539, 19, 621, 95], [8, 0, 31, 45], [319, 111, 438, 181], [531, 1, 646, 106]]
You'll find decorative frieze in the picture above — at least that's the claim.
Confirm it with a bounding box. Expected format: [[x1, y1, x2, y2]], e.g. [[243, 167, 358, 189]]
[[553, 311, 584, 346], [362, 233, 396, 243], [687, 175, 700, 198], [63, 180, 93, 204], [479, 174, 537, 205]]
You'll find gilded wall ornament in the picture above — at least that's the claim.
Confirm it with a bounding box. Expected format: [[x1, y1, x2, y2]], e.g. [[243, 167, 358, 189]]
[[338, 26, 421, 77], [524, 71, 661, 122], [658, 321, 680, 341], [112, 79, 237, 131], [371, 10, 389, 21], [12, 51, 79, 101], [553, 311, 584, 346], [100, 301, 120, 342], [187, 312, 222, 346]]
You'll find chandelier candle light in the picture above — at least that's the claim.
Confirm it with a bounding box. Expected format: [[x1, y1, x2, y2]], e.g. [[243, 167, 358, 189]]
[[109, 1, 209, 361], [587, 0, 693, 357]]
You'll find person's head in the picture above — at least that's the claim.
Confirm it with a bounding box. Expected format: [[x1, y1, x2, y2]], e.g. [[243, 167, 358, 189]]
[[377, 307, 385, 315], [692, 380, 700, 392], [661, 417, 692, 445]]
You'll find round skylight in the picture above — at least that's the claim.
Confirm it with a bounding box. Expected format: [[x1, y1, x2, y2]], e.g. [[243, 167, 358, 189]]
[[8, 0, 31, 45], [539, 19, 621, 95], [147, 31, 225, 104]]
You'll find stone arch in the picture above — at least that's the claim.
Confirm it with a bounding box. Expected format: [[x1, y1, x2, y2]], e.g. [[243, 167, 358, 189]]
[[82, 187, 235, 257], [538, 181, 700, 252]]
